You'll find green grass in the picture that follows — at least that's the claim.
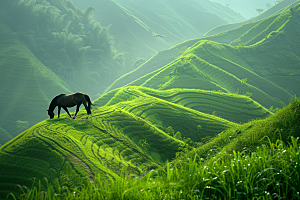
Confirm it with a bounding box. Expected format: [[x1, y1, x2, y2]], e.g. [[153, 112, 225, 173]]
[[0, 85, 273, 198], [0, 102, 183, 198], [2, 2, 300, 199], [7, 98, 300, 200]]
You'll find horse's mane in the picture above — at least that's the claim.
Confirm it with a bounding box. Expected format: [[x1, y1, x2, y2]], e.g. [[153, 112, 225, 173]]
[[49, 94, 65, 109]]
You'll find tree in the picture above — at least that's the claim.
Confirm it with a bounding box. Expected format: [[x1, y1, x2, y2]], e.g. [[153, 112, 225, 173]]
[[255, 8, 265, 14], [166, 126, 175, 136], [117, 40, 137, 72], [266, 3, 272, 9], [132, 58, 146, 69]]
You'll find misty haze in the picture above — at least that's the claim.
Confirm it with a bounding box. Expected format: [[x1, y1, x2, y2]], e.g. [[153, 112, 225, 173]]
[[0, 0, 300, 199]]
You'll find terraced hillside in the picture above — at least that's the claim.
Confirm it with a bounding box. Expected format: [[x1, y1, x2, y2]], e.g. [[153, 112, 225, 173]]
[[96, 86, 272, 124], [0, 22, 71, 141], [205, 0, 299, 36], [1, 1, 300, 199], [2, 85, 268, 198], [107, 3, 300, 109], [71, 0, 245, 59]]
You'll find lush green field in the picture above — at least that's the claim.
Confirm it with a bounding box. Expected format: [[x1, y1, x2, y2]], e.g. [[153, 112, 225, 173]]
[[0, 85, 275, 198], [1, 1, 300, 199], [107, 3, 300, 110], [6, 96, 300, 200]]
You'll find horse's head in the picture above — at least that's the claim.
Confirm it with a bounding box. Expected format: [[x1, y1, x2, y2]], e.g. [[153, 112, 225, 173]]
[[47, 109, 54, 119]]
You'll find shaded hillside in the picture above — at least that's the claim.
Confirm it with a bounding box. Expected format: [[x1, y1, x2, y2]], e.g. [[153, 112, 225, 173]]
[[0, 86, 256, 198], [106, 3, 300, 109], [0, 22, 71, 142], [0, 0, 125, 141], [205, 0, 299, 36], [2, 0, 123, 96], [0, 127, 12, 147], [213, 0, 287, 19], [70, 0, 245, 61]]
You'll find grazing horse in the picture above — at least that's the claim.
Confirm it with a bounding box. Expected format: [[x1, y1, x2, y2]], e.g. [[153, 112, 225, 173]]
[[47, 92, 92, 119]]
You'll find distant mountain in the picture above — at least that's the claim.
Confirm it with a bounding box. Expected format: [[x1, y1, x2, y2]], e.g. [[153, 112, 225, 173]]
[[106, 2, 300, 109], [205, 0, 299, 36], [70, 0, 245, 61], [212, 0, 277, 19]]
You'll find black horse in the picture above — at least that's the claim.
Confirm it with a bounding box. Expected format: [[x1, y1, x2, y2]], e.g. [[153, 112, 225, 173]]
[[47, 92, 92, 119]]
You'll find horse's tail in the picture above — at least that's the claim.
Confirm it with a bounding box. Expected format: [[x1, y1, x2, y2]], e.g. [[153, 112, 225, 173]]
[[84, 94, 93, 114]]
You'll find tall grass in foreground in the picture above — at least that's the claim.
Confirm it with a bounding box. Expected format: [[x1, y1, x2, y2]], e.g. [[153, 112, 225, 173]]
[[8, 137, 300, 200]]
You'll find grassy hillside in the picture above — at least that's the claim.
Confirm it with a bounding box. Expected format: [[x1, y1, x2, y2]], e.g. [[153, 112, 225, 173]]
[[0, 85, 264, 198], [6, 94, 300, 200], [70, 0, 245, 61], [106, 3, 300, 109], [0, 22, 71, 141], [96, 86, 271, 124], [1, 1, 300, 199]]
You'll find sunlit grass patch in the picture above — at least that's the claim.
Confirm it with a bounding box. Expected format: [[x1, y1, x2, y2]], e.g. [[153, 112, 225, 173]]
[[9, 137, 300, 200]]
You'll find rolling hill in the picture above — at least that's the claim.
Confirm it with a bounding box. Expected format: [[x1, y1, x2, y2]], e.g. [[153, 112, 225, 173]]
[[70, 0, 245, 61], [0, 85, 275, 198], [106, 3, 300, 109], [1, 1, 300, 199]]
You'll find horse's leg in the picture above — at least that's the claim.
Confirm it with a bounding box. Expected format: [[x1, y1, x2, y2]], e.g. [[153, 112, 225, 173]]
[[73, 104, 80, 119], [83, 102, 89, 119], [62, 107, 72, 118], [58, 106, 61, 118]]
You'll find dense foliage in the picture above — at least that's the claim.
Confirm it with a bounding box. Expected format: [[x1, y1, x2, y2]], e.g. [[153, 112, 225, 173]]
[[2, 0, 124, 94]]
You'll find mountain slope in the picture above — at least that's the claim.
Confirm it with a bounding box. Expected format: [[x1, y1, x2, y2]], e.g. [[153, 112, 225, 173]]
[[70, 0, 245, 60], [204, 0, 299, 37], [106, 3, 300, 109], [0, 0, 124, 141], [0, 86, 249, 198], [0, 127, 12, 146], [0, 22, 71, 141], [96, 86, 271, 124]]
